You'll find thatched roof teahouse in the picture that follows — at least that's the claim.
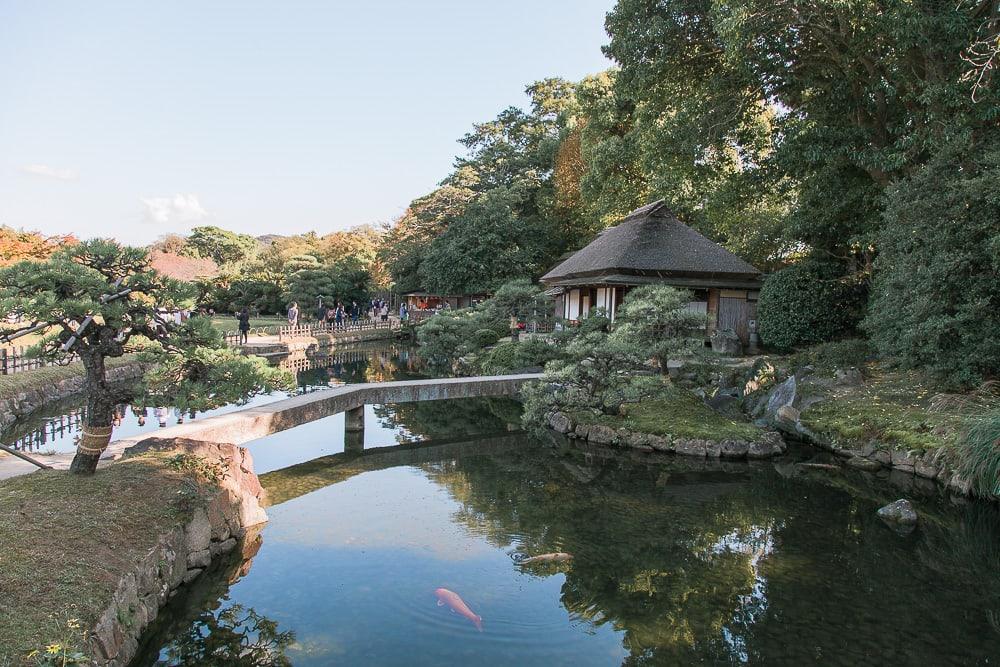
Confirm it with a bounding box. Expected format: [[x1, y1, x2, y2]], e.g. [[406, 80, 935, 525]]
[[540, 201, 763, 345]]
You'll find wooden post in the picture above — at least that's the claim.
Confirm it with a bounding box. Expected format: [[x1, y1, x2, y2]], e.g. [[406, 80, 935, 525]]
[[1, 348, 7, 375]]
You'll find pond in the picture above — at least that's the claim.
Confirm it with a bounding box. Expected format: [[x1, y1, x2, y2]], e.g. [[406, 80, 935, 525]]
[[6, 343, 998, 664], [132, 396, 1000, 663]]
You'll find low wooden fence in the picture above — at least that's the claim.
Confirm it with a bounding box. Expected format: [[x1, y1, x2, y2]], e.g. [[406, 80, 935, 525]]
[[223, 319, 399, 346], [0, 346, 76, 376], [4, 410, 84, 452], [278, 319, 397, 341]]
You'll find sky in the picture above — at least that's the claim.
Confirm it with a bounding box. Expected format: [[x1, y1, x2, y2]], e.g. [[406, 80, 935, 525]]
[[0, 1, 615, 245]]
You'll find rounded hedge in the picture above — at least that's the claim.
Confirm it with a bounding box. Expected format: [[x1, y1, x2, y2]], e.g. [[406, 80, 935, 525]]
[[471, 328, 501, 349], [757, 261, 866, 351]]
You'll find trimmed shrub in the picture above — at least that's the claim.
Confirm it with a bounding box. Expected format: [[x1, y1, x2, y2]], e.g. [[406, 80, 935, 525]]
[[415, 309, 484, 364], [471, 328, 500, 349], [788, 339, 874, 373], [479, 338, 560, 375], [757, 260, 866, 351]]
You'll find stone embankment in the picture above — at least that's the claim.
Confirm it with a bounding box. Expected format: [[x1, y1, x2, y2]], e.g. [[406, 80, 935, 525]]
[[86, 438, 268, 666], [546, 412, 786, 459], [761, 373, 978, 498], [0, 362, 144, 433]]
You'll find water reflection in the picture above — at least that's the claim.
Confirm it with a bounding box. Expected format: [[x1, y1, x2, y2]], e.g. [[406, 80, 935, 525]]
[[156, 604, 295, 667], [140, 413, 1000, 665], [1, 344, 425, 454]]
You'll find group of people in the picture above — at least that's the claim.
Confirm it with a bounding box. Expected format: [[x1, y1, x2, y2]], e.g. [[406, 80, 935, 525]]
[[233, 296, 402, 345], [314, 300, 363, 330]]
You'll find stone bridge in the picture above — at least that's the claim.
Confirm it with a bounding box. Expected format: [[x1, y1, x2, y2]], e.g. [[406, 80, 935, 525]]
[[108, 374, 542, 459]]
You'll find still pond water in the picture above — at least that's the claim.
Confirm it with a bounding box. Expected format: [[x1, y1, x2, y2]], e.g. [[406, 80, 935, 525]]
[[6, 345, 999, 665]]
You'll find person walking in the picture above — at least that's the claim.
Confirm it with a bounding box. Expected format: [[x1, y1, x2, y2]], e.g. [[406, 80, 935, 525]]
[[237, 307, 251, 345], [287, 302, 300, 328], [380, 302, 389, 323], [335, 302, 345, 329], [325, 303, 336, 331], [399, 302, 408, 321], [314, 299, 326, 323], [350, 300, 359, 325]]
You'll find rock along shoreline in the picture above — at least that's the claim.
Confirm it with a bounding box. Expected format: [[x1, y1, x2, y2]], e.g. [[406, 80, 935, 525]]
[[545, 411, 787, 459]]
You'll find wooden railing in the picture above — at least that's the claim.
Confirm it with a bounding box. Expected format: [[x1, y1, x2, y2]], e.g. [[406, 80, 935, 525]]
[[4, 410, 85, 451], [0, 346, 76, 376], [278, 319, 397, 341]]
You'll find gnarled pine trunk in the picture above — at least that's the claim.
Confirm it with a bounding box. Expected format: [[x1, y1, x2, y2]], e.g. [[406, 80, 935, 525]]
[[69, 352, 115, 475]]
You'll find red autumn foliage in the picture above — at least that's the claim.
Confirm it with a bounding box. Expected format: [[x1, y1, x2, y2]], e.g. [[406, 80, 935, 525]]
[[149, 251, 219, 281]]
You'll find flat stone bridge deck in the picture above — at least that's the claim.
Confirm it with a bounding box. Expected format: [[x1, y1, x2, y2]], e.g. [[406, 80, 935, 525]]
[[106, 373, 542, 459]]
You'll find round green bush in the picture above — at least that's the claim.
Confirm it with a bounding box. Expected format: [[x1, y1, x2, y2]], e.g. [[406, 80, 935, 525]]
[[481, 341, 519, 373], [757, 261, 866, 351], [471, 328, 501, 349]]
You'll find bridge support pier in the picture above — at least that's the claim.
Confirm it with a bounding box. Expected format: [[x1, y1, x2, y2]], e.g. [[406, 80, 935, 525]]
[[345, 405, 365, 432], [344, 428, 364, 454], [344, 405, 365, 454]]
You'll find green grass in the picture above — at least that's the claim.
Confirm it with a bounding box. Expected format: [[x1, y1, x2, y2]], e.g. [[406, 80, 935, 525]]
[[572, 384, 763, 442], [799, 366, 965, 452], [0, 356, 139, 401], [0, 455, 207, 664], [207, 315, 286, 333], [957, 412, 1000, 496]]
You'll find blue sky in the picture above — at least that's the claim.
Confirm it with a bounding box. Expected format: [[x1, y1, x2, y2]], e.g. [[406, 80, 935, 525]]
[[0, 1, 614, 244]]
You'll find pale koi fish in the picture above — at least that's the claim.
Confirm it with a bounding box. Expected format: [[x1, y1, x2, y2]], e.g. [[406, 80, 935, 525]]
[[434, 587, 482, 631]]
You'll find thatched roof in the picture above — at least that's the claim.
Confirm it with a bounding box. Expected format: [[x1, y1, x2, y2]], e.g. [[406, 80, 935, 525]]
[[541, 201, 760, 284]]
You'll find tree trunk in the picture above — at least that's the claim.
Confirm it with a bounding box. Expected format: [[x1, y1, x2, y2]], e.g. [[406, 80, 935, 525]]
[[69, 352, 115, 475]]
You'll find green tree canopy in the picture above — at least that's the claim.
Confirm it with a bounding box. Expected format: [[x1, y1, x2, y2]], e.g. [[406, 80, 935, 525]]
[[184, 225, 260, 267], [0, 240, 291, 474], [864, 136, 1000, 387]]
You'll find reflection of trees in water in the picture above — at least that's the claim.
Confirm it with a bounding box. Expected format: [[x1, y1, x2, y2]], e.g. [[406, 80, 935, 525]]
[[135, 531, 297, 667], [292, 344, 428, 388], [157, 603, 294, 666], [373, 397, 522, 443], [420, 442, 1000, 664]]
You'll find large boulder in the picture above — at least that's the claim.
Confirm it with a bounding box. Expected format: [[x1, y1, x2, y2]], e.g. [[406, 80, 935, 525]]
[[763, 375, 798, 423], [710, 329, 742, 356], [548, 412, 574, 434], [877, 499, 918, 530], [123, 437, 268, 533]]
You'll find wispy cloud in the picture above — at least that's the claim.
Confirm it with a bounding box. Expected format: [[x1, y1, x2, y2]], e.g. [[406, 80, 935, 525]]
[[141, 194, 209, 224], [21, 164, 79, 181]]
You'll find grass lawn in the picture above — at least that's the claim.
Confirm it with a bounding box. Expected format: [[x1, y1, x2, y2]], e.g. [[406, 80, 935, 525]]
[[207, 315, 287, 333], [572, 383, 764, 442], [0, 355, 139, 401], [799, 366, 966, 452], [0, 455, 206, 664]]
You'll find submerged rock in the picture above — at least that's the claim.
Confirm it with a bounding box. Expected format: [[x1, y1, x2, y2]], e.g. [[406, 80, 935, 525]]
[[847, 457, 882, 472], [877, 499, 918, 528]]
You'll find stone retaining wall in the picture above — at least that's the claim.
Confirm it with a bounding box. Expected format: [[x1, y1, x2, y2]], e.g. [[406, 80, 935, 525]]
[[0, 362, 145, 433], [791, 420, 978, 498], [86, 438, 268, 666], [546, 412, 786, 459]]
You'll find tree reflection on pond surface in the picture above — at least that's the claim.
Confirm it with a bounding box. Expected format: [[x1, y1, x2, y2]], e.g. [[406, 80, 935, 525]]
[[138, 403, 1000, 665]]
